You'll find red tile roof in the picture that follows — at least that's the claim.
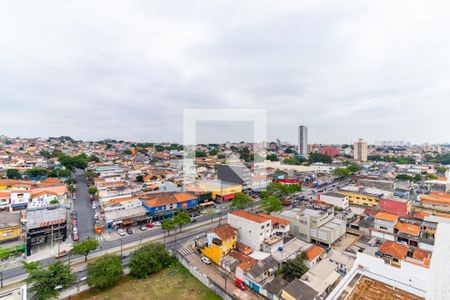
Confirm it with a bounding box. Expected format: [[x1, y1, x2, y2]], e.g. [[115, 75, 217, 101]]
[[213, 224, 237, 241], [395, 222, 421, 236], [257, 213, 290, 226], [305, 245, 324, 261], [230, 210, 269, 223], [379, 241, 408, 259], [374, 212, 399, 223], [174, 193, 196, 202]]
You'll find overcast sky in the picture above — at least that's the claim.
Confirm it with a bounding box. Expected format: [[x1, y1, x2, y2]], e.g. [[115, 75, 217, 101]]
[[1, 1, 449, 144]]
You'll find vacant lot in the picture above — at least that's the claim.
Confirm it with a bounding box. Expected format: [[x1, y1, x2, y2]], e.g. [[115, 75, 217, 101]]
[[71, 262, 221, 300]]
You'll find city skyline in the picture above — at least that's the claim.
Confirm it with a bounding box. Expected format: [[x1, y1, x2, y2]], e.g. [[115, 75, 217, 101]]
[[1, 1, 450, 144]]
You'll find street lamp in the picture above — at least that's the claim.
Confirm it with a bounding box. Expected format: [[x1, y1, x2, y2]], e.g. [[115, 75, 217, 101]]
[[119, 238, 123, 259], [220, 272, 227, 291]]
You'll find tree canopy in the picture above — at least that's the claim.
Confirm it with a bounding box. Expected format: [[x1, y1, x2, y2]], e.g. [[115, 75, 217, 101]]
[[308, 153, 332, 164], [87, 254, 123, 289], [71, 239, 99, 261], [173, 212, 191, 231], [6, 169, 21, 179], [261, 195, 283, 214], [230, 192, 253, 210], [24, 261, 76, 300], [129, 243, 173, 279], [280, 252, 308, 282]]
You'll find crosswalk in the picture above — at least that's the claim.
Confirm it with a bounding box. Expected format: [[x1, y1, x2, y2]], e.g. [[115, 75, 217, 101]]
[[178, 245, 196, 257]]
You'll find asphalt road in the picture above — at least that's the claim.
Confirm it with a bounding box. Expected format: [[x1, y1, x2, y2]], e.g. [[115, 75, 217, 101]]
[[73, 170, 95, 239], [0, 211, 226, 283]]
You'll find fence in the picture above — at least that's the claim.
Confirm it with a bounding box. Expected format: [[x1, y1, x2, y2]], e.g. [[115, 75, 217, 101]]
[[176, 252, 236, 300]]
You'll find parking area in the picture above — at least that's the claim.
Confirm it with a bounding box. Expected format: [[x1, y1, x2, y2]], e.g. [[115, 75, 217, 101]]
[[184, 251, 261, 300]]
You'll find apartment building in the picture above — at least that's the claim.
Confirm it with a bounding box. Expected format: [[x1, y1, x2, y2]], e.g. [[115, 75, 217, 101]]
[[338, 185, 393, 207], [371, 212, 399, 241], [228, 210, 288, 252], [276, 206, 346, 246]]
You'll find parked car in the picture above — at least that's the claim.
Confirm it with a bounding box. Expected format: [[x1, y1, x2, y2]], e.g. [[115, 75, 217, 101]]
[[72, 232, 79, 241], [234, 278, 247, 290], [117, 229, 126, 236], [152, 222, 161, 227], [126, 227, 134, 235], [145, 223, 154, 228], [71, 211, 78, 219], [139, 224, 147, 231], [91, 203, 97, 210], [55, 250, 68, 259], [191, 219, 197, 223], [72, 225, 78, 234], [201, 257, 211, 264]]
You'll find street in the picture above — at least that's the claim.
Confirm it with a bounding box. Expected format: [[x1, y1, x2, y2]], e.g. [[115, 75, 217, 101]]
[[73, 170, 95, 239]]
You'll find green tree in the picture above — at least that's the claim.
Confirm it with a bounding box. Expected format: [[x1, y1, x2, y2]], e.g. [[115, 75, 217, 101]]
[[209, 148, 219, 156], [25, 168, 50, 177], [136, 175, 144, 182], [89, 154, 100, 162], [87, 254, 123, 289], [88, 186, 98, 195], [347, 162, 361, 173], [173, 212, 191, 232], [129, 243, 172, 279], [161, 219, 176, 243], [281, 252, 308, 282], [261, 195, 283, 214], [230, 192, 252, 210], [24, 261, 76, 300], [123, 149, 132, 155], [436, 166, 447, 175], [396, 174, 414, 181], [426, 173, 439, 180], [266, 154, 279, 161], [71, 239, 99, 261], [6, 169, 21, 179], [332, 167, 351, 177], [308, 153, 332, 164]]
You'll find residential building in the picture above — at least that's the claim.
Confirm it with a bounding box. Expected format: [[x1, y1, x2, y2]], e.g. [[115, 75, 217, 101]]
[[354, 138, 368, 162], [228, 210, 287, 252], [298, 125, 308, 157], [420, 193, 450, 213], [103, 197, 149, 228], [303, 245, 324, 269], [197, 224, 237, 265], [276, 206, 346, 246], [319, 146, 340, 157], [318, 192, 349, 209], [371, 212, 399, 241], [282, 279, 319, 300], [338, 185, 393, 207], [237, 255, 279, 294], [379, 198, 411, 217], [0, 212, 21, 243]]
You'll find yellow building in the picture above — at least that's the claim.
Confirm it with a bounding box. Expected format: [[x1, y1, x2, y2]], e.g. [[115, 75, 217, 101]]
[[197, 224, 237, 265], [0, 212, 21, 243], [338, 190, 382, 207], [197, 180, 242, 200]]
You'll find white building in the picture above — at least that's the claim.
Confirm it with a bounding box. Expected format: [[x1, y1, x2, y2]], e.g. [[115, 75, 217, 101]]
[[298, 125, 308, 157], [228, 210, 290, 252], [318, 192, 349, 209]]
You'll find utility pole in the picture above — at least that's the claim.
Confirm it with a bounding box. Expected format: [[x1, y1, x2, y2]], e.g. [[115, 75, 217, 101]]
[[0, 271, 3, 288], [119, 239, 123, 259]]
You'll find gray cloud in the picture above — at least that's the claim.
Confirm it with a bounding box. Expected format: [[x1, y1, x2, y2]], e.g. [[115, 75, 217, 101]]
[[0, 1, 449, 144]]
